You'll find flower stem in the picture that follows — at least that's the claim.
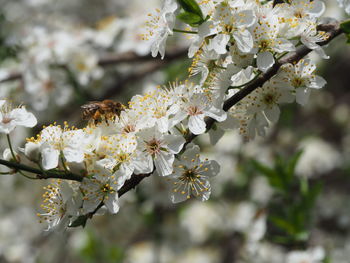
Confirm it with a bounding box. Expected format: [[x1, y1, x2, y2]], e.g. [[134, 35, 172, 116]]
[[60, 153, 70, 174], [6, 134, 37, 179], [6, 134, 18, 162]]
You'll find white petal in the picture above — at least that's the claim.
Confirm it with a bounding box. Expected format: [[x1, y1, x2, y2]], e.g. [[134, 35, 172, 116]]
[[296, 88, 311, 106], [206, 107, 227, 122], [24, 142, 41, 161], [133, 153, 154, 174], [11, 107, 37, 128], [63, 148, 84, 163], [188, 115, 206, 135], [235, 10, 256, 28], [83, 197, 101, 213], [264, 105, 280, 123], [41, 146, 60, 170], [157, 116, 169, 133], [257, 52, 275, 72], [209, 34, 230, 55], [0, 121, 16, 134], [201, 160, 220, 177], [105, 193, 119, 214], [313, 76, 327, 89], [163, 134, 185, 154], [308, 0, 325, 17], [273, 38, 295, 53], [232, 29, 253, 53], [154, 152, 174, 176], [170, 190, 189, 203]]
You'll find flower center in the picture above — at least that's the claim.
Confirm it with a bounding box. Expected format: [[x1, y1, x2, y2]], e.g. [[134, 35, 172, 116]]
[[294, 10, 304, 19], [146, 138, 162, 155], [101, 184, 114, 194], [2, 116, 13, 124], [291, 77, 305, 88], [187, 106, 203, 116], [263, 93, 276, 105], [123, 124, 136, 133], [258, 39, 272, 51], [116, 152, 131, 163], [182, 168, 199, 180]]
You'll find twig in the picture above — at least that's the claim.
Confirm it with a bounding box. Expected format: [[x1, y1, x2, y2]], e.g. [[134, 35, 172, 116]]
[[0, 159, 83, 181], [0, 48, 188, 84]]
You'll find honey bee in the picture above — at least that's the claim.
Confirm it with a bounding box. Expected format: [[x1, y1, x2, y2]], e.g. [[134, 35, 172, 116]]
[[81, 99, 126, 125]]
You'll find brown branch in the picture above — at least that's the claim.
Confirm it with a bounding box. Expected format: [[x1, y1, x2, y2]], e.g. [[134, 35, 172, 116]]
[[0, 159, 83, 181], [0, 49, 187, 84], [98, 48, 187, 67], [0, 72, 22, 84]]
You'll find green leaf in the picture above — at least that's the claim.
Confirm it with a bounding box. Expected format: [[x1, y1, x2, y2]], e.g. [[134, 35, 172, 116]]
[[340, 20, 350, 44], [69, 215, 88, 228], [252, 160, 287, 191], [269, 216, 296, 235], [176, 0, 203, 18], [177, 12, 203, 26], [286, 150, 303, 177], [341, 20, 350, 34]]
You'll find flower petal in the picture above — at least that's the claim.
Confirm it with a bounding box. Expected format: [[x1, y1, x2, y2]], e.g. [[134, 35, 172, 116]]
[[257, 52, 275, 72]]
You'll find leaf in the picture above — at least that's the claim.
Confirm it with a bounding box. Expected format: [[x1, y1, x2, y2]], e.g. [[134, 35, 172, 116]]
[[177, 12, 203, 26], [286, 150, 303, 177], [269, 216, 296, 235], [252, 160, 286, 190], [69, 215, 88, 228], [176, 0, 204, 19], [341, 20, 350, 34], [340, 20, 350, 44]]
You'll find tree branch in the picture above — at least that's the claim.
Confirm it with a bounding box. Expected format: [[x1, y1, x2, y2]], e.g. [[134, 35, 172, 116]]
[[0, 49, 187, 84], [0, 159, 83, 181]]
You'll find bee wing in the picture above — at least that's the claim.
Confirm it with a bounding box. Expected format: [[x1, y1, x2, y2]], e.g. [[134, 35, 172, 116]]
[[81, 102, 101, 110]]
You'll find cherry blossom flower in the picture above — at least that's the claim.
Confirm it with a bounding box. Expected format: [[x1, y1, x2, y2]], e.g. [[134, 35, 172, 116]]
[[167, 144, 220, 203], [171, 87, 227, 135], [278, 59, 327, 105], [37, 181, 82, 231], [141, 0, 178, 58], [80, 167, 120, 214], [30, 124, 93, 170], [0, 100, 37, 134], [136, 126, 185, 176]]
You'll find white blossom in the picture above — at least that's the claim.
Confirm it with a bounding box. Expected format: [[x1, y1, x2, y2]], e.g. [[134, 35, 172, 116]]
[[136, 126, 185, 176], [168, 144, 220, 203], [141, 0, 178, 58], [277, 59, 327, 105], [38, 181, 82, 231], [0, 100, 37, 134]]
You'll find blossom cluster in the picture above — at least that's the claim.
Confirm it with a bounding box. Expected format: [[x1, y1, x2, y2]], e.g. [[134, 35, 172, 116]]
[[146, 0, 328, 140], [19, 82, 222, 230], [0, 0, 343, 231]]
